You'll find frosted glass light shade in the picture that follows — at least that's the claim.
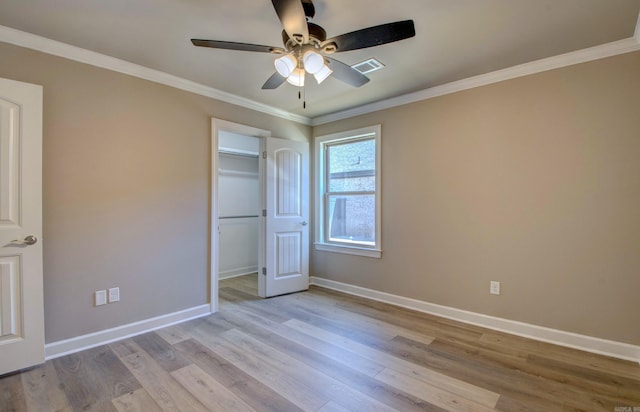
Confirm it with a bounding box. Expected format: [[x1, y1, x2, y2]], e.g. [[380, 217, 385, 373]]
[[313, 64, 333, 84], [286, 68, 305, 86], [274, 54, 297, 77], [303, 50, 324, 74]]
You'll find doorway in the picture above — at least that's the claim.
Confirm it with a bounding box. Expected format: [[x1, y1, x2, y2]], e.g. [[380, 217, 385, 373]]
[[218, 131, 260, 300], [211, 118, 310, 313], [211, 119, 270, 312]]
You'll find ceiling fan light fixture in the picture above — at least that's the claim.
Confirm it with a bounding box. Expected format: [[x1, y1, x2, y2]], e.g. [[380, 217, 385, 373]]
[[314, 64, 333, 84], [274, 54, 297, 77], [303, 50, 324, 74], [287, 67, 306, 87]]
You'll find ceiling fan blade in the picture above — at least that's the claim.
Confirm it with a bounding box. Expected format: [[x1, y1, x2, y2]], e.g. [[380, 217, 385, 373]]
[[262, 72, 287, 89], [191, 39, 285, 53], [325, 57, 370, 87], [323, 20, 415, 52], [271, 0, 309, 43]]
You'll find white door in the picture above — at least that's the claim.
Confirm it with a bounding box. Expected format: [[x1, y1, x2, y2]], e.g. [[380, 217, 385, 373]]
[[264, 137, 309, 297], [0, 77, 44, 375]]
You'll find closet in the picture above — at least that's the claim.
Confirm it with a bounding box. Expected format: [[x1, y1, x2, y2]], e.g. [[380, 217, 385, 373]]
[[217, 131, 260, 291]]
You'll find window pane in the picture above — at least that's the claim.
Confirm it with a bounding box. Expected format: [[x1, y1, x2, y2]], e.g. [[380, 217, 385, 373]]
[[328, 139, 375, 192], [327, 194, 375, 245]]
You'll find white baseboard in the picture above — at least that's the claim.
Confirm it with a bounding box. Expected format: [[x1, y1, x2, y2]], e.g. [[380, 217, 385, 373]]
[[310, 277, 640, 364], [219, 266, 259, 280], [45, 304, 212, 360]]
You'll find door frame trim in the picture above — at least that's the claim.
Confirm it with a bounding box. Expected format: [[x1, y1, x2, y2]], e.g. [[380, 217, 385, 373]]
[[211, 119, 270, 312]]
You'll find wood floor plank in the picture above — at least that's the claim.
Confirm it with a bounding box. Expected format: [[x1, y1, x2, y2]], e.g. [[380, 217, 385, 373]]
[[220, 287, 260, 303], [218, 305, 447, 412], [52, 345, 140, 411], [317, 401, 352, 412], [375, 368, 496, 412], [174, 338, 304, 412], [186, 324, 328, 411], [4, 274, 640, 411], [399, 336, 564, 410], [480, 331, 640, 381], [171, 364, 256, 412], [284, 318, 501, 409], [20, 361, 72, 412], [221, 273, 258, 296], [111, 388, 161, 412], [310, 287, 485, 342], [425, 337, 635, 410], [276, 292, 422, 342], [0, 372, 27, 412], [132, 332, 191, 373], [220, 328, 398, 412], [283, 289, 437, 346], [154, 323, 193, 345], [114, 339, 208, 412], [526, 354, 640, 406], [226, 302, 386, 377]]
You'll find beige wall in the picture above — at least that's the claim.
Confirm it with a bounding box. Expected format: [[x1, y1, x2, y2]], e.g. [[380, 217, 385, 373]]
[[0, 42, 311, 343], [312, 51, 640, 345], [2, 39, 638, 347]]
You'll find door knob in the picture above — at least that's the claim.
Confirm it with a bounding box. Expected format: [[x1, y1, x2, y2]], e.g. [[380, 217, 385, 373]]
[[11, 235, 38, 246], [301, 221, 308, 226]]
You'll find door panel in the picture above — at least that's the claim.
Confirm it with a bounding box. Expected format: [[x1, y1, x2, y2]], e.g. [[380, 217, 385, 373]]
[[0, 77, 44, 375], [0, 98, 20, 228], [275, 149, 301, 216], [276, 232, 301, 277], [0, 256, 21, 339], [265, 138, 309, 297]]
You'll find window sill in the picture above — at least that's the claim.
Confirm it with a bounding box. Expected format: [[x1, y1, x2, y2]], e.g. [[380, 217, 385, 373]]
[[314, 243, 382, 258]]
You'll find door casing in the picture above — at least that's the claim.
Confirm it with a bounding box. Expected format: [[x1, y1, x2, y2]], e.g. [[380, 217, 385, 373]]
[[211, 119, 270, 311]]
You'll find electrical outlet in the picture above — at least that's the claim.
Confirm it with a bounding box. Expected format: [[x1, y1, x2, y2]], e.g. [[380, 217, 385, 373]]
[[108, 287, 120, 303], [95, 290, 107, 306], [490, 281, 501, 295]]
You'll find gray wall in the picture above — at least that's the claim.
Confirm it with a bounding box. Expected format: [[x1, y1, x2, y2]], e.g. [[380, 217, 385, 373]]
[[0, 42, 310, 343], [312, 51, 640, 346]]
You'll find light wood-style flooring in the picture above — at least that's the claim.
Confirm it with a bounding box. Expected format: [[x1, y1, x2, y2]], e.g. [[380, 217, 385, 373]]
[[2, 274, 639, 411]]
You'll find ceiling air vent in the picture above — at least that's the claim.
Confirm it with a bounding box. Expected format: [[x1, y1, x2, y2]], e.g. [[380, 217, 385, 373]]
[[351, 58, 385, 74]]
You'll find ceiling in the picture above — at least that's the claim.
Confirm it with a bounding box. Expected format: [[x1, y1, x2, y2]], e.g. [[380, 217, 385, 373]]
[[1, 0, 639, 121]]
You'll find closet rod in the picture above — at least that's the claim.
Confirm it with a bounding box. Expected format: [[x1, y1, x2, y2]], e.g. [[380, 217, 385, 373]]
[[219, 215, 260, 220], [218, 149, 259, 159]]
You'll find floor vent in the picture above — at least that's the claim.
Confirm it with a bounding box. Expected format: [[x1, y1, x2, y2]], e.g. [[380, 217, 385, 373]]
[[351, 58, 385, 74]]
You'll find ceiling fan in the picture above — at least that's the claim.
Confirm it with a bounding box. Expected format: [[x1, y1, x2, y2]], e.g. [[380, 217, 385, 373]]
[[191, 0, 415, 90]]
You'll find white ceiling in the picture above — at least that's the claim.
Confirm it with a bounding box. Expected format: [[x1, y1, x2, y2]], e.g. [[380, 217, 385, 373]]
[[1, 0, 639, 120]]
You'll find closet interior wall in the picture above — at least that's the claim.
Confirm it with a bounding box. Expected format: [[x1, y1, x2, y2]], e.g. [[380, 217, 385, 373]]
[[218, 132, 260, 279]]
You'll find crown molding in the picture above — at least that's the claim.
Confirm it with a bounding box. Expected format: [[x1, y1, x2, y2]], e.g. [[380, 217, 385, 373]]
[[0, 25, 312, 126], [311, 36, 640, 126], [2, 18, 639, 129]]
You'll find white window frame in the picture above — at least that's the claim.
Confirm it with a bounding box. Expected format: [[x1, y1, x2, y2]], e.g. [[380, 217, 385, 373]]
[[314, 125, 381, 258]]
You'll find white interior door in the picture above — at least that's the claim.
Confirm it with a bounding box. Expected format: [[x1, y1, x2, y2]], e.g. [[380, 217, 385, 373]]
[[0, 77, 44, 375], [264, 137, 309, 297]]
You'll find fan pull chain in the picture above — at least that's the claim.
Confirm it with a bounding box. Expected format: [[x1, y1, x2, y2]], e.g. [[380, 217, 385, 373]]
[[297, 82, 306, 109]]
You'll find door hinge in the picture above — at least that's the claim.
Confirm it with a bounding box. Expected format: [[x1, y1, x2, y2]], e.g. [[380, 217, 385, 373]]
[[262, 209, 267, 217], [263, 151, 267, 159], [262, 267, 266, 276]]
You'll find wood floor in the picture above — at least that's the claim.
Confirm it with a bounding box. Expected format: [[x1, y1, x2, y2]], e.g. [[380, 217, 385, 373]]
[[2, 274, 639, 411]]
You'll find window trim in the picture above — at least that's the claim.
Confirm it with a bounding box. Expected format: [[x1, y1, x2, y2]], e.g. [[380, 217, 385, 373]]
[[314, 125, 381, 258]]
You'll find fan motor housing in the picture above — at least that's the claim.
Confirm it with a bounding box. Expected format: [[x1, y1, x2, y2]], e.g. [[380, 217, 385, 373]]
[[282, 22, 327, 49]]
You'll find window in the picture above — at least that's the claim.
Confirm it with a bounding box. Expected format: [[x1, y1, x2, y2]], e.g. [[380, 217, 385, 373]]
[[315, 125, 381, 258]]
